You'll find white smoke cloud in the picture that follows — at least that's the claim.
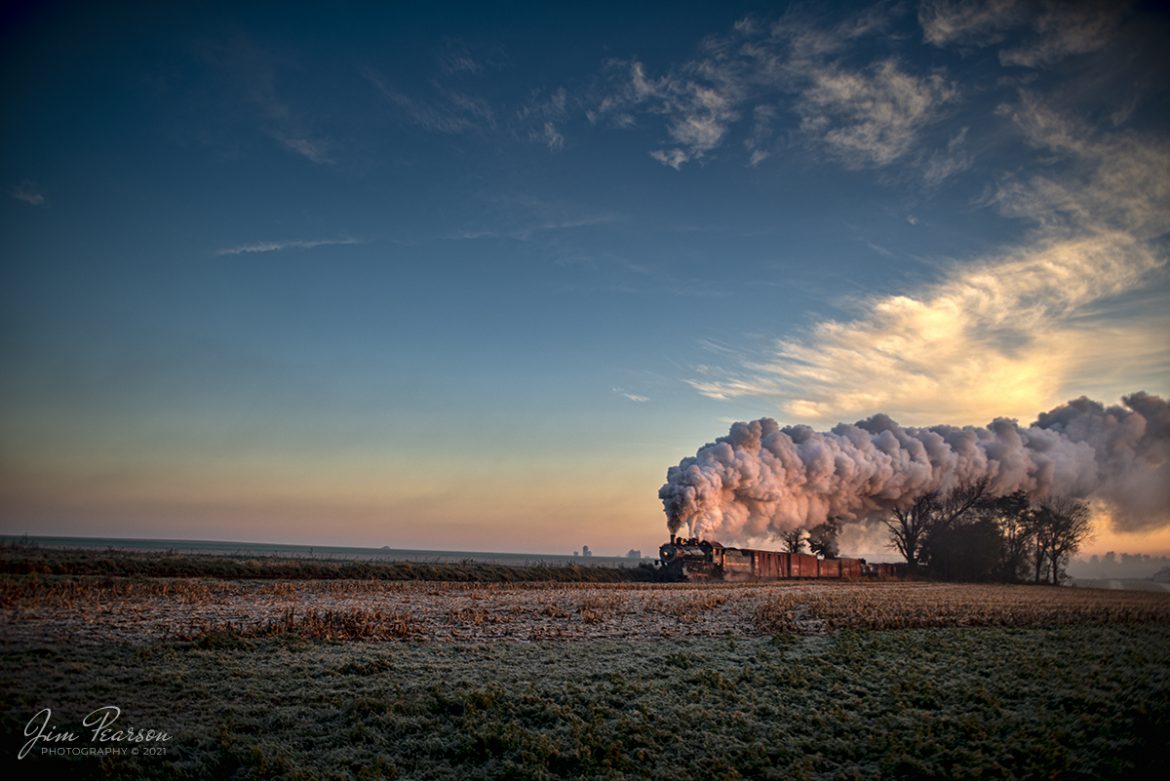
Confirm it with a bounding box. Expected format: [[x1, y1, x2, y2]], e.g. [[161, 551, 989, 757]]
[[660, 393, 1169, 543], [1033, 392, 1170, 530]]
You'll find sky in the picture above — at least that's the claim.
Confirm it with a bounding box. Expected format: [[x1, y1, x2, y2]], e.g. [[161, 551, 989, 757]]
[[2, 0, 1168, 557]]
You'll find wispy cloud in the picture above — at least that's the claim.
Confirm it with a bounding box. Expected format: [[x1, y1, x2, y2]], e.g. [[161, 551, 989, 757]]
[[365, 67, 496, 135], [918, 0, 1026, 46], [215, 237, 362, 256], [518, 88, 569, 150], [613, 387, 650, 403], [590, 10, 958, 175], [451, 214, 615, 242], [794, 58, 957, 169], [207, 35, 334, 164], [441, 54, 480, 74], [690, 233, 1165, 424], [992, 92, 1170, 238], [591, 57, 742, 169], [246, 65, 333, 164], [270, 134, 331, 164], [918, 127, 972, 187], [438, 39, 482, 75], [535, 121, 565, 150], [367, 69, 490, 134], [369, 42, 573, 153], [745, 105, 776, 166], [687, 100, 1169, 425], [999, 5, 1121, 68], [8, 181, 45, 206], [919, 0, 1124, 68]]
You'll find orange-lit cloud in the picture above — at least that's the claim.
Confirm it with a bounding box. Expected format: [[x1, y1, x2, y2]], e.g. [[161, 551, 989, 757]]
[[690, 232, 1166, 426], [688, 94, 1169, 427]]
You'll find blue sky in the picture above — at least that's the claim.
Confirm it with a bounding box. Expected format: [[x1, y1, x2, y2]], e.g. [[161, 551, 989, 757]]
[[2, 1, 1168, 555]]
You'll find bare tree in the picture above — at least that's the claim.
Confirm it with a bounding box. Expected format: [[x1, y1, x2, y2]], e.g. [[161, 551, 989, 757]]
[[808, 518, 841, 558], [884, 493, 937, 568], [779, 527, 806, 554], [1029, 521, 1051, 584], [978, 490, 1035, 581], [1035, 497, 1093, 584], [885, 478, 991, 568], [937, 477, 992, 526]]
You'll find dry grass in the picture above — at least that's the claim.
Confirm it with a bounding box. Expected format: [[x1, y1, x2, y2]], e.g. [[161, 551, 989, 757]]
[[4, 573, 1170, 646], [189, 607, 426, 642], [753, 582, 1170, 633], [0, 576, 224, 609], [652, 592, 730, 620]]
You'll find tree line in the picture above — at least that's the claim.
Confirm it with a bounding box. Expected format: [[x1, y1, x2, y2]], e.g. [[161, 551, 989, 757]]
[[779, 519, 843, 560], [778, 480, 1093, 583], [881, 479, 1092, 583]]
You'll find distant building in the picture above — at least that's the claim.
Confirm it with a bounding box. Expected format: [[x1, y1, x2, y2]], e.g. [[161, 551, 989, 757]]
[[626, 549, 641, 559], [581, 545, 592, 558]]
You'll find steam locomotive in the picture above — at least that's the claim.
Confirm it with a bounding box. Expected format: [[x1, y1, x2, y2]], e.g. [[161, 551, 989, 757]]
[[658, 537, 904, 581]]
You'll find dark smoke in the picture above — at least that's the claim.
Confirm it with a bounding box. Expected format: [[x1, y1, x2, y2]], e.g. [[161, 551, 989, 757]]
[[659, 393, 1169, 542]]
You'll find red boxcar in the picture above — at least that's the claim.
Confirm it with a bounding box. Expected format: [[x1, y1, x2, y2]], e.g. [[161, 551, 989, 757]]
[[789, 552, 817, 577], [817, 558, 841, 578], [839, 558, 862, 579], [751, 549, 788, 578]]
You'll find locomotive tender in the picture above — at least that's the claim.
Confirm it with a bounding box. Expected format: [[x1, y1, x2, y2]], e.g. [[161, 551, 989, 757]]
[[658, 536, 902, 581]]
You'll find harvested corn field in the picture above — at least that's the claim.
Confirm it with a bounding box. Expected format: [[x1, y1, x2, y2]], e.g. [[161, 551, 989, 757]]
[[3, 550, 1170, 779], [4, 574, 1170, 646]]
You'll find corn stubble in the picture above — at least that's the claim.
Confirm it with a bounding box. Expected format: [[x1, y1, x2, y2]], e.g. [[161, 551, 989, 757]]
[[752, 582, 1170, 633], [4, 574, 1169, 645], [3, 555, 1169, 780]]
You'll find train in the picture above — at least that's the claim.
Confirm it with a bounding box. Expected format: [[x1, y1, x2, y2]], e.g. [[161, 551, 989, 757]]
[[658, 536, 905, 581]]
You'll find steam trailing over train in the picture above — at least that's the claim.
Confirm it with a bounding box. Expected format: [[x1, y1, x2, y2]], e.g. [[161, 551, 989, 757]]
[[659, 393, 1169, 544]]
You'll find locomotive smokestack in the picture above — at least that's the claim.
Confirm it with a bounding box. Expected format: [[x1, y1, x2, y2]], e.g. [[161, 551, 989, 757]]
[[659, 392, 1169, 543]]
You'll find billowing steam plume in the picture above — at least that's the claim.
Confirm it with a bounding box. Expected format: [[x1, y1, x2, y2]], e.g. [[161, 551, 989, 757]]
[[660, 393, 1169, 542]]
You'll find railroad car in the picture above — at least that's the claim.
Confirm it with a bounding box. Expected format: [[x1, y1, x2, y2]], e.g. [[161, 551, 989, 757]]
[[658, 536, 903, 581]]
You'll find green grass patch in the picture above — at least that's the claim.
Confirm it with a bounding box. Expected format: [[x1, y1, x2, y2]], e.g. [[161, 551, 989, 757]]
[[2, 626, 1168, 779]]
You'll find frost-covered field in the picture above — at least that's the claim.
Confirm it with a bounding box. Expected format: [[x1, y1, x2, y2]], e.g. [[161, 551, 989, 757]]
[[2, 567, 1170, 778], [1069, 577, 1170, 593], [5, 577, 1170, 645]]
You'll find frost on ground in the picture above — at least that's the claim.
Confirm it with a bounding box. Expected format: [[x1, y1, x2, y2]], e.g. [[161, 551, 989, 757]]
[[1, 579, 759, 644], [3, 574, 1170, 779], [2, 625, 1168, 780], [3, 578, 1169, 645]]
